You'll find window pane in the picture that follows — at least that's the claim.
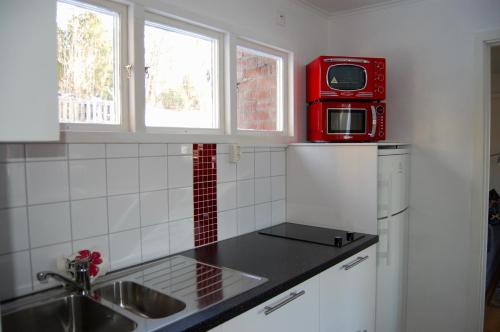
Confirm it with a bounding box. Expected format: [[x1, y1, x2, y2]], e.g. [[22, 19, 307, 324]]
[[237, 46, 280, 131], [144, 22, 218, 129], [57, 1, 120, 125]]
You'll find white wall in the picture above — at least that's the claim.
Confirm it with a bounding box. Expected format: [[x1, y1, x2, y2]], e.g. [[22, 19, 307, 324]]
[[327, 0, 500, 331]]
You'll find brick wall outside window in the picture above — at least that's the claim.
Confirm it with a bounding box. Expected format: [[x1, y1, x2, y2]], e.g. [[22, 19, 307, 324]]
[[236, 48, 278, 131]]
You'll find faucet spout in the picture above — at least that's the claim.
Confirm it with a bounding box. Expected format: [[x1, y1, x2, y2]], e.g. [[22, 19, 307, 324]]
[[37, 258, 92, 295]]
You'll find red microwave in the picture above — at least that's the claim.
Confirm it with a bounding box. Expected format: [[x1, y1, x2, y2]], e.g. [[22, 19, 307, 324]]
[[307, 56, 386, 102], [308, 101, 386, 142]]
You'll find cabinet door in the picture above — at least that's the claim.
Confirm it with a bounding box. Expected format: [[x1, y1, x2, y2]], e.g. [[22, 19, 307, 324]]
[[0, 0, 59, 141], [319, 245, 376, 332], [211, 276, 319, 332]]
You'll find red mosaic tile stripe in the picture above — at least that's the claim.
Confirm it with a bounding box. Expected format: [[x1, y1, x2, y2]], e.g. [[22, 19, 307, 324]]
[[193, 144, 217, 247]]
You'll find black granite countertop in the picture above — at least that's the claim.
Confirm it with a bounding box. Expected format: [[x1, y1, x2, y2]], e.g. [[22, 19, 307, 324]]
[[158, 224, 378, 332]]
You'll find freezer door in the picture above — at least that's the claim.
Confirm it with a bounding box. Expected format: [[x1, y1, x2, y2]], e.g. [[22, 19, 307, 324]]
[[376, 209, 409, 332], [378, 153, 410, 218]]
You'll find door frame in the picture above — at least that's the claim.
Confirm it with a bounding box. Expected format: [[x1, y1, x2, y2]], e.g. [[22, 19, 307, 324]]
[[473, 29, 500, 330]]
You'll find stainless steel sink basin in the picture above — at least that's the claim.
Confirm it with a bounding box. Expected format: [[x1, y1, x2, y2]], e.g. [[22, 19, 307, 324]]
[[1, 294, 137, 332], [94, 280, 186, 319]]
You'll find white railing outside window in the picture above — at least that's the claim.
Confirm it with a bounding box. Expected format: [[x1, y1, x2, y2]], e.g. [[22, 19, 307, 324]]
[[58, 95, 116, 124]]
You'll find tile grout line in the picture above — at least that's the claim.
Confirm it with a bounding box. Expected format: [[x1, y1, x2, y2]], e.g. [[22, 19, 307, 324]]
[[22, 143, 34, 294], [136, 144, 144, 263], [66, 144, 74, 255], [104, 144, 112, 270]]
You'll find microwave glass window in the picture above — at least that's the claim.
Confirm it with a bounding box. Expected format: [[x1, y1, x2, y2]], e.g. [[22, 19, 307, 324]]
[[327, 109, 365, 134], [327, 65, 367, 91]]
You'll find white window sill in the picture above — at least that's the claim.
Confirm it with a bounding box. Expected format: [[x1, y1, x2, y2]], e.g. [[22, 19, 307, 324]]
[[59, 130, 296, 144]]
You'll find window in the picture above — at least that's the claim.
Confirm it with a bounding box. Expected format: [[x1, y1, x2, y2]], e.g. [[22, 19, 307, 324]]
[[236, 42, 288, 133], [56, 0, 127, 130], [144, 14, 223, 131]]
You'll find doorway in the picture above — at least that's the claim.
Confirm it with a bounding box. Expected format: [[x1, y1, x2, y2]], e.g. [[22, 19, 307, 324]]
[[484, 45, 500, 332]]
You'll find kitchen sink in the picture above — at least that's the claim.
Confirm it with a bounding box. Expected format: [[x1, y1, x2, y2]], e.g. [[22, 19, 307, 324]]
[[94, 280, 186, 319], [1, 294, 137, 332]]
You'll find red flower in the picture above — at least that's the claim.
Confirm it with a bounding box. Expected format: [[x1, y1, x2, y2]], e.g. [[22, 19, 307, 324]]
[[89, 264, 99, 277]]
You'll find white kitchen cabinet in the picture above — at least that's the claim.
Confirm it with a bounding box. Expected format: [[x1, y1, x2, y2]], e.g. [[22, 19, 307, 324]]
[[319, 245, 377, 332], [211, 276, 319, 332], [212, 244, 377, 332], [0, 0, 59, 142]]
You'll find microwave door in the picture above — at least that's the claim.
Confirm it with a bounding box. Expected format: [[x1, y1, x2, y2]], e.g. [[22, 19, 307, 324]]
[[327, 108, 366, 135]]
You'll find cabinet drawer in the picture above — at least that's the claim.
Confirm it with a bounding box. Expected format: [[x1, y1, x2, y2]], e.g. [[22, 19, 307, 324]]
[[211, 276, 319, 332]]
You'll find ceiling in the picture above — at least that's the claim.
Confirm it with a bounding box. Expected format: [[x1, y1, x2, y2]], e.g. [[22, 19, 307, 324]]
[[297, 0, 408, 16], [493, 46, 500, 74]]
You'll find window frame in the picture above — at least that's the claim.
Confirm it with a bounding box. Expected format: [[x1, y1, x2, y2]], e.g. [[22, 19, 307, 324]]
[[142, 12, 225, 135], [57, 0, 129, 133], [234, 38, 290, 137]]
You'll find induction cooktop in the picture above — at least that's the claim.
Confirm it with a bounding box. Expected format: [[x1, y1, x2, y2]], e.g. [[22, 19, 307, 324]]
[[259, 222, 365, 248]]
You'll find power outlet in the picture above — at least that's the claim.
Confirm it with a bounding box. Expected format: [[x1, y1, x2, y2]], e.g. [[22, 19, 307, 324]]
[[276, 10, 286, 27]]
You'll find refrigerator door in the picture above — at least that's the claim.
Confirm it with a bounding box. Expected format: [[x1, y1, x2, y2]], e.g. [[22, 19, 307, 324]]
[[376, 209, 409, 332], [378, 152, 410, 219]]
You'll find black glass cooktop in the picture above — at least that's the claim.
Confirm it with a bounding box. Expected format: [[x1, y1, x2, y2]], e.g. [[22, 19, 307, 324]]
[[259, 222, 365, 248]]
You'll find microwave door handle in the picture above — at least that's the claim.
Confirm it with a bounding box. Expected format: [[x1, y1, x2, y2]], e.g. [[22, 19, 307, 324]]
[[323, 58, 370, 64], [369, 106, 377, 137]]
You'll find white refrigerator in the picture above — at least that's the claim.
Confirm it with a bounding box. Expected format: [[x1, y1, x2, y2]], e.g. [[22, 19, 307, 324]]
[[376, 147, 410, 332]]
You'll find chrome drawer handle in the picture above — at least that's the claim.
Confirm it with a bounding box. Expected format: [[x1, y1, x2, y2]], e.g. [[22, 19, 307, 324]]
[[263, 290, 305, 315], [342, 255, 369, 270]]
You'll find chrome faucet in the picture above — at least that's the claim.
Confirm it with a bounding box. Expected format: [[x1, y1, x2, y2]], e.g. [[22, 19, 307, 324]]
[[37, 258, 91, 295]]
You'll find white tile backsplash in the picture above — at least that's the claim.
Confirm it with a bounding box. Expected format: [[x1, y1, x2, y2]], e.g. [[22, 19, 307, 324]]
[[26, 161, 69, 205], [0, 251, 32, 299], [217, 181, 237, 211], [237, 206, 255, 235], [109, 229, 141, 270], [237, 179, 254, 207], [255, 177, 271, 204], [141, 223, 170, 261], [168, 156, 193, 188], [71, 198, 108, 240], [0, 163, 27, 208], [108, 194, 140, 233], [140, 190, 169, 226], [107, 158, 139, 195], [169, 187, 193, 221], [139, 144, 168, 157], [28, 202, 71, 248], [168, 144, 192, 156], [0, 143, 286, 301], [218, 210, 237, 240], [271, 151, 286, 176], [106, 144, 138, 158], [140, 156, 168, 192], [255, 202, 272, 230], [236, 153, 254, 180], [255, 151, 271, 178], [0, 207, 29, 254], [69, 159, 107, 200], [68, 144, 105, 159], [169, 218, 194, 254], [217, 154, 236, 183]]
